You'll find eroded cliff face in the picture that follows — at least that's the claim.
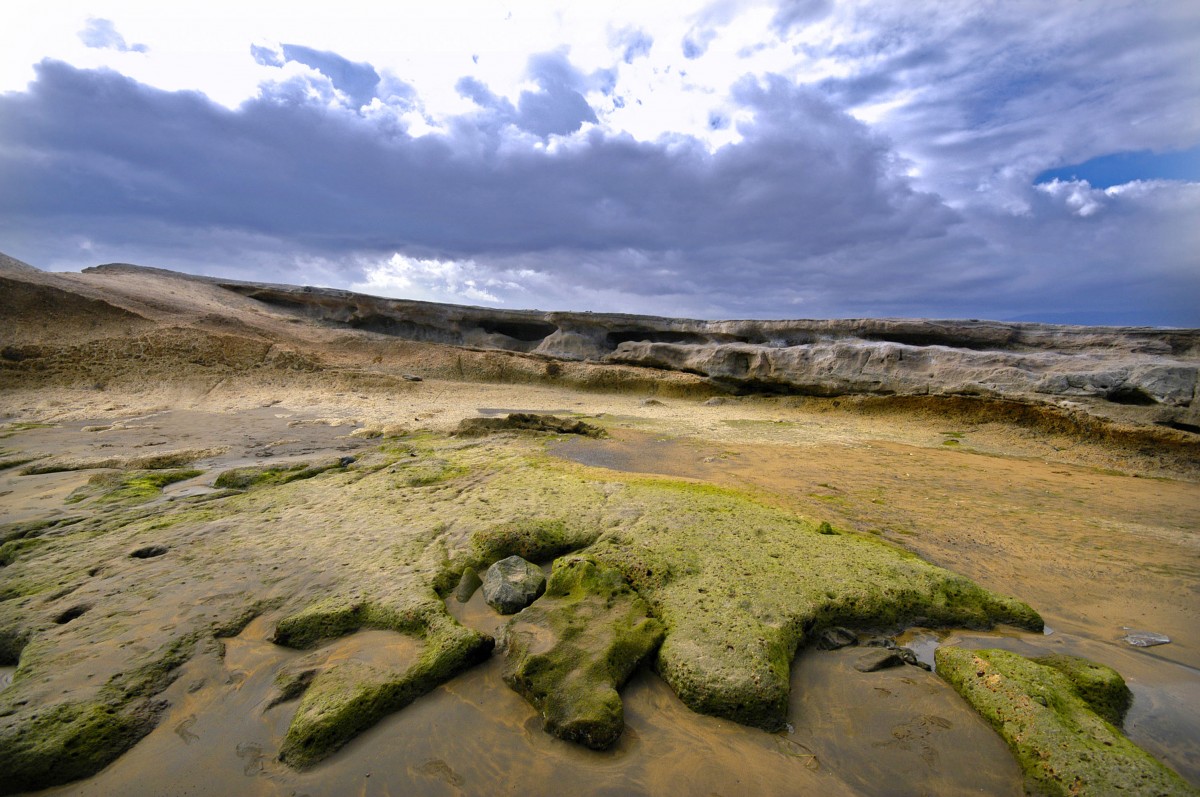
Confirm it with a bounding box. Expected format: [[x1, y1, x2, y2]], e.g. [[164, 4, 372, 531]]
[[1, 256, 1197, 434], [199, 270, 1200, 430]]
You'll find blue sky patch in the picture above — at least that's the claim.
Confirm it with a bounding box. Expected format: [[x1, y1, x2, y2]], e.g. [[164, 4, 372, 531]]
[[1035, 145, 1200, 188]]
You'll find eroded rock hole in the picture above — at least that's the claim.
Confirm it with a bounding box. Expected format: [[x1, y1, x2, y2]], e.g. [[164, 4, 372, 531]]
[[478, 320, 559, 342], [1105, 387, 1157, 406], [54, 604, 91, 625], [130, 544, 169, 559]]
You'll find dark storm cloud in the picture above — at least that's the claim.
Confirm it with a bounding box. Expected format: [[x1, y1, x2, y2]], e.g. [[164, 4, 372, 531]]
[[0, 60, 949, 264], [4, 16, 1196, 324], [78, 18, 148, 53]]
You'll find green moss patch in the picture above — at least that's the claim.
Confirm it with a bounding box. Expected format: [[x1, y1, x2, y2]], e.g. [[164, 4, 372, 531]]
[[213, 460, 344, 490], [936, 647, 1195, 796], [1031, 652, 1132, 726], [0, 700, 151, 795], [278, 614, 493, 768], [67, 469, 202, 506], [469, 518, 599, 568], [0, 632, 198, 795], [501, 555, 664, 749], [578, 476, 1042, 731]]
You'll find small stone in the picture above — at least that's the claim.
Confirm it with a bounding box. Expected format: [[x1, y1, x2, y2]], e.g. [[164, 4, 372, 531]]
[[482, 556, 546, 614], [338, 456, 356, 467], [863, 636, 897, 649], [855, 649, 905, 672], [1121, 630, 1170, 648], [895, 647, 932, 670], [401, 374, 423, 382], [640, 398, 665, 407], [817, 627, 857, 650], [454, 567, 483, 603], [703, 397, 726, 406]]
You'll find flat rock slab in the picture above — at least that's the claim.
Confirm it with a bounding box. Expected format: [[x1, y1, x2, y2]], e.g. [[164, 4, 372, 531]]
[[483, 556, 546, 615], [854, 649, 905, 672]]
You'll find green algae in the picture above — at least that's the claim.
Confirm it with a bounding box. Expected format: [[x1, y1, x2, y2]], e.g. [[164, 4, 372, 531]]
[[501, 554, 664, 749], [0, 700, 152, 794], [66, 468, 203, 506], [1032, 652, 1132, 727], [0, 632, 201, 796], [936, 647, 1196, 796], [0, 427, 1050, 786], [0, 536, 47, 566], [212, 460, 345, 490], [575, 474, 1042, 731], [277, 613, 493, 768], [455, 413, 607, 438], [469, 518, 599, 568]]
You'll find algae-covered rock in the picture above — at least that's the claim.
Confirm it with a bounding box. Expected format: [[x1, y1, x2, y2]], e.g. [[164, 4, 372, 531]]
[[455, 413, 606, 438], [936, 647, 1196, 796], [580, 478, 1043, 731], [482, 556, 547, 615], [278, 612, 493, 768], [0, 632, 199, 795], [1032, 652, 1132, 726], [0, 699, 155, 794], [500, 555, 664, 749], [453, 567, 483, 602]]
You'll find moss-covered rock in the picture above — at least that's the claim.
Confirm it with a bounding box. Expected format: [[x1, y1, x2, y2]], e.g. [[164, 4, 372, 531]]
[[936, 647, 1196, 796], [1032, 652, 1133, 727], [469, 517, 599, 567], [0, 633, 198, 795], [577, 477, 1042, 731], [278, 614, 493, 768], [500, 555, 664, 749], [0, 700, 153, 794], [66, 468, 202, 505], [213, 460, 344, 490], [455, 413, 606, 438]]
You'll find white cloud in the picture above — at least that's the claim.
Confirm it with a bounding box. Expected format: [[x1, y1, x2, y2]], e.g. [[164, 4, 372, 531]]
[[352, 253, 535, 305], [1035, 178, 1107, 217]]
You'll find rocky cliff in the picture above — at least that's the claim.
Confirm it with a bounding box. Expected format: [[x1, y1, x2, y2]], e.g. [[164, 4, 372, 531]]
[[194, 269, 1199, 431], [2, 256, 1197, 433]]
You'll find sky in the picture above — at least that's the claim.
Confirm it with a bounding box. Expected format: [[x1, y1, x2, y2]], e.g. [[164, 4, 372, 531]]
[[1, 1, 1198, 325]]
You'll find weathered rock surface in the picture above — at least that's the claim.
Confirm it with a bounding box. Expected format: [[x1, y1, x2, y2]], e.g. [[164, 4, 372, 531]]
[[192, 267, 1199, 422], [2, 257, 1198, 436], [482, 556, 547, 614], [500, 555, 664, 749], [937, 647, 1194, 796]]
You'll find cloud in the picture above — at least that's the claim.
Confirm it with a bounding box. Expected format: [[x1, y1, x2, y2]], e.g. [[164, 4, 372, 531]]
[[78, 18, 148, 53], [2, 12, 1198, 327], [251, 43, 381, 108], [352, 253, 527, 304], [611, 28, 654, 64], [803, 2, 1200, 217]]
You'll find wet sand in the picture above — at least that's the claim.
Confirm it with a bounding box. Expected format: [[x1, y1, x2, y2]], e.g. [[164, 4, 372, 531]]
[[3, 384, 1197, 795]]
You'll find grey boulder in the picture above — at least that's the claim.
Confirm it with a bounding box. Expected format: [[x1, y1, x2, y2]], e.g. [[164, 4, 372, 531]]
[[483, 556, 547, 614]]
